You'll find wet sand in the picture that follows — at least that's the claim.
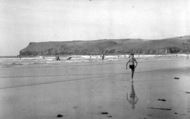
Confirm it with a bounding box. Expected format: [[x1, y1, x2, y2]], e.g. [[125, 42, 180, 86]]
[[0, 57, 190, 119]]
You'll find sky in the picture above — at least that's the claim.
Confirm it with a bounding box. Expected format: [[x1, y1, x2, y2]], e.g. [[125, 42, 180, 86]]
[[0, 0, 190, 56]]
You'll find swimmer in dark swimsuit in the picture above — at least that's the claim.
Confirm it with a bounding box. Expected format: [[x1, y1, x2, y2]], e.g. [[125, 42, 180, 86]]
[[126, 53, 138, 79]]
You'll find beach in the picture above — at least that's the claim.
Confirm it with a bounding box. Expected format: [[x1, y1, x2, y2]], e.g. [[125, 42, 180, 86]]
[[0, 56, 190, 119]]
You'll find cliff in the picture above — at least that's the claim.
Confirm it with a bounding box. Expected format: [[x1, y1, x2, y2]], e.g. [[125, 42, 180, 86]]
[[19, 36, 190, 56]]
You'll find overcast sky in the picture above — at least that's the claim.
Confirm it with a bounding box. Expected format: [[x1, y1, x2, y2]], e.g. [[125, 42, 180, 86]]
[[0, 0, 190, 56]]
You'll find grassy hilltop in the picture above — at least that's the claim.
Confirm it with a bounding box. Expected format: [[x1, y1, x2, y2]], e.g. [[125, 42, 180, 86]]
[[19, 36, 190, 56]]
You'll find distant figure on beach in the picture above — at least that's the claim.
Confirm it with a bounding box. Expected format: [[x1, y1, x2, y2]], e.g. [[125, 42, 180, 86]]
[[67, 57, 72, 60], [126, 53, 138, 79], [101, 54, 105, 60], [127, 80, 138, 109], [17, 55, 21, 60], [56, 55, 60, 61]]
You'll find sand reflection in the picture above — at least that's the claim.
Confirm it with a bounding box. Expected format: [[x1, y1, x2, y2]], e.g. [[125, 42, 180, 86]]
[[127, 80, 138, 109]]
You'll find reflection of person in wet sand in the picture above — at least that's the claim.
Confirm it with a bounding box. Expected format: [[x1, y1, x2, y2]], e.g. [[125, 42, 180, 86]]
[[127, 80, 139, 109], [126, 53, 138, 79]]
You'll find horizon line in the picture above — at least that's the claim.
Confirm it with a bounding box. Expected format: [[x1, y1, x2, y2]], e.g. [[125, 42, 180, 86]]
[[29, 35, 190, 43]]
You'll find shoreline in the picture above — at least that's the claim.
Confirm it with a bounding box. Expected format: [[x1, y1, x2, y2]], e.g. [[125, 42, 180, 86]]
[[1, 54, 189, 59], [0, 54, 189, 67]]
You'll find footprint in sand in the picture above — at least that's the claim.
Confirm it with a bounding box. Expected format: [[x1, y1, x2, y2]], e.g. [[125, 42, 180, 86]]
[[73, 106, 79, 109], [157, 98, 167, 102], [57, 114, 64, 118], [100, 112, 112, 118], [101, 112, 109, 115], [185, 91, 190, 94]]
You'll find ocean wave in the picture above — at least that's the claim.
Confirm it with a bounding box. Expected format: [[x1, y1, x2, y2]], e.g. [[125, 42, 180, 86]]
[[0, 54, 188, 68]]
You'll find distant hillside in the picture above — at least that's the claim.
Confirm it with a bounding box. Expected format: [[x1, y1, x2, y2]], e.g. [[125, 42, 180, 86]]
[[19, 36, 190, 56]]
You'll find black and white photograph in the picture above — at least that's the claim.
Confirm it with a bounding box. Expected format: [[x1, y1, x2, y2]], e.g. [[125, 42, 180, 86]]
[[0, 0, 190, 119]]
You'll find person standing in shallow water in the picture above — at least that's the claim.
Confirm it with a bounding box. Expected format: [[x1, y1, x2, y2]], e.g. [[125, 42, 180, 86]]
[[126, 53, 138, 79]]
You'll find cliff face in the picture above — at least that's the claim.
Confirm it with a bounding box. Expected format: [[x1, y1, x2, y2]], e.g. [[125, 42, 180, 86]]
[[20, 36, 190, 56]]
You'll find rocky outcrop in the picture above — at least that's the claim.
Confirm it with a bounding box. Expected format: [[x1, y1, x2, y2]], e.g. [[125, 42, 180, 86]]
[[19, 36, 190, 56]]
